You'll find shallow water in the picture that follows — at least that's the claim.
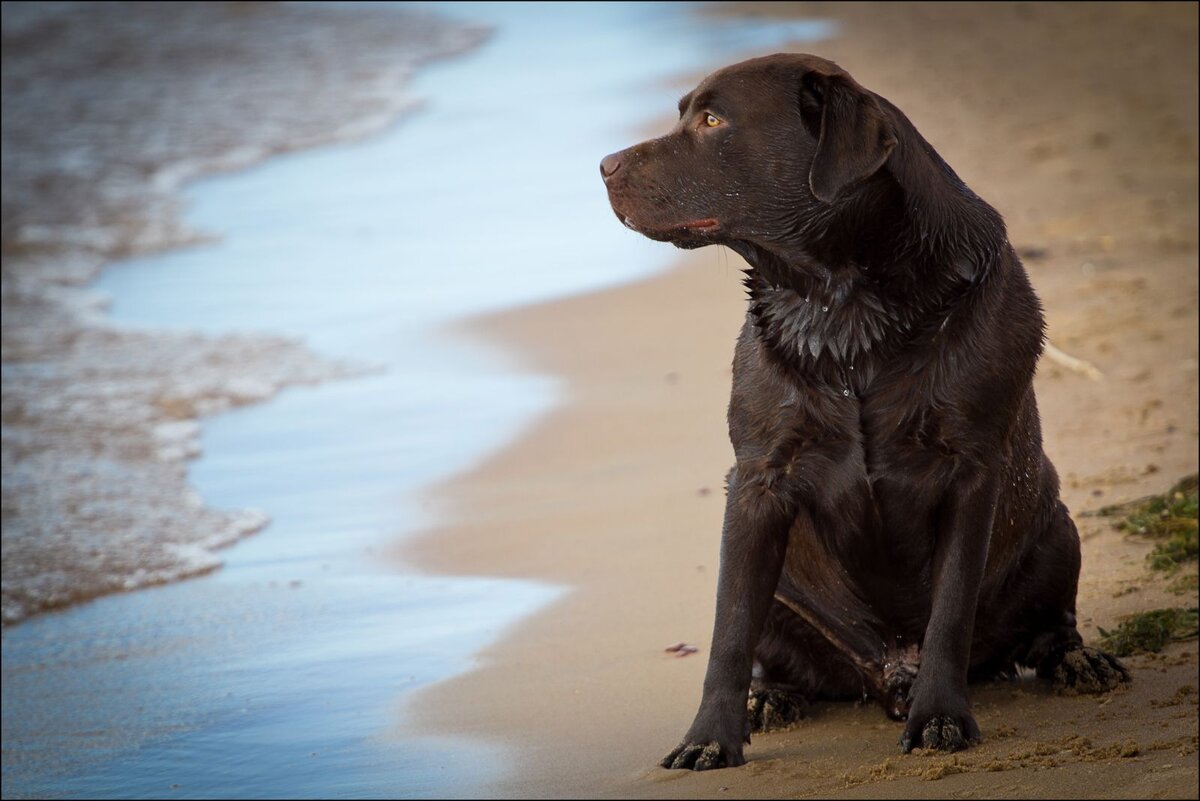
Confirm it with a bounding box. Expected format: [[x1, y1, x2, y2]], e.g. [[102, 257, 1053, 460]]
[[2, 4, 833, 798]]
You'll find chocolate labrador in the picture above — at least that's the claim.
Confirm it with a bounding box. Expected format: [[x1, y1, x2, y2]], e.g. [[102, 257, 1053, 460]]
[[599, 54, 1129, 770]]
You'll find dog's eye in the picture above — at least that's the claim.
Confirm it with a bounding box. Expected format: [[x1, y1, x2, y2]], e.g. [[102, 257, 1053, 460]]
[[705, 114, 722, 128]]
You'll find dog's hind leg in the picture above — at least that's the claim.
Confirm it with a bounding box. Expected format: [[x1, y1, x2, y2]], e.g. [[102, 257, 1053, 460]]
[[1013, 502, 1130, 693], [748, 589, 915, 732], [1024, 618, 1130, 693], [747, 598, 864, 733]]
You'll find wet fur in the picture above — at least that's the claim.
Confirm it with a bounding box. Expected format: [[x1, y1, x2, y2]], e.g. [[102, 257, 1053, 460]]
[[600, 54, 1127, 770]]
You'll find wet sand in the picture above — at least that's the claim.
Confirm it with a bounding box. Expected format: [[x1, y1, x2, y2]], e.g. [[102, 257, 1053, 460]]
[[406, 3, 1199, 797]]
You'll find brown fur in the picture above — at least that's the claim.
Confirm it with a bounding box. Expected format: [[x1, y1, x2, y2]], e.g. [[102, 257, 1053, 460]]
[[600, 54, 1129, 770]]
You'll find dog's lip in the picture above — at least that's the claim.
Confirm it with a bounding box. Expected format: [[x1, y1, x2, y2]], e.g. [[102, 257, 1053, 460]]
[[619, 214, 721, 235]]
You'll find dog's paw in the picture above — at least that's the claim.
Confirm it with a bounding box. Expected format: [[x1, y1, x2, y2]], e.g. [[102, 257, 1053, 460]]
[[899, 699, 981, 754], [1052, 646, 1131, 694], [747, 687, 808, 733], [882, 656, 918, 721], [660, 739, 745, 771]]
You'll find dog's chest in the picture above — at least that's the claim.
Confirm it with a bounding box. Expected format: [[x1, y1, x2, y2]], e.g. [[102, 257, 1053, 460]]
[[733, 319, 960, 515], [745, 272, 902, 367], [859, 373, 964, 477]]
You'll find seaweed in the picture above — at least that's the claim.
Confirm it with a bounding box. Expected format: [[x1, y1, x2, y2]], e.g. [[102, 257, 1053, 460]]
[[1097, 607, 1199, 657], [1168, 573, 1199, 595], [1096, 474, 1198, 572]]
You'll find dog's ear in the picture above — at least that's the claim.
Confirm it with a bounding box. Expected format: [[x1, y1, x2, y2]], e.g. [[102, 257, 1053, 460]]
[[800, 71, 897, 203]]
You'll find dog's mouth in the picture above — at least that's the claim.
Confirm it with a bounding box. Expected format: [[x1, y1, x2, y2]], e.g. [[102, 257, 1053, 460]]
[[678, 217, 720, 231], [619, 213, 721, 239]]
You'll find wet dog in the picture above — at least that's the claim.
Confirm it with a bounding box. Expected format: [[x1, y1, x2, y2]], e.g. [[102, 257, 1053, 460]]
[[600, 54, 1129, 770]]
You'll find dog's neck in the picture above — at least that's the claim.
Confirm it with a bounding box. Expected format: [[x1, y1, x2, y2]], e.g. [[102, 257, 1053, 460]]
[[738, 258, 905, 371], [728, 117, 1010, 376], [731, 226, 990, 376]]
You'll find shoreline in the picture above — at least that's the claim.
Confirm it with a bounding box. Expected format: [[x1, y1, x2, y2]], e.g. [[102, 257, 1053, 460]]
[[4, 8, 848, 798], [0, 3, 488, 625], [403, 3, 1198, 797]]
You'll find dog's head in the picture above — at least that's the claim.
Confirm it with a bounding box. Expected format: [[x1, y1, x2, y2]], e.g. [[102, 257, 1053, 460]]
[[600, 54, 898, 252]]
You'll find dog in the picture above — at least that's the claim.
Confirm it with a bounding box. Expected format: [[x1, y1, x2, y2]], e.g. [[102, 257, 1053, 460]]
[[599, 54, 1129, 771]]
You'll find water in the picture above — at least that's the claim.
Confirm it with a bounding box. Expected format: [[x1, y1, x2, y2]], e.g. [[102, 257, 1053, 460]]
[[2, 4, 833, 798]]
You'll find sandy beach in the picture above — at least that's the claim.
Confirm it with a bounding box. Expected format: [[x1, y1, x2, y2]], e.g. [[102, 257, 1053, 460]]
[[2, 2, 1195, 798], [406, 3, 1199, 798]]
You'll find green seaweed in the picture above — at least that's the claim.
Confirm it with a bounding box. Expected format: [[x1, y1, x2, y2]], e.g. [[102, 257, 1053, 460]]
[[1097, 474, 1198, 572], [1097, 607, 1199, 657], [1167, 573, 1199, 595]]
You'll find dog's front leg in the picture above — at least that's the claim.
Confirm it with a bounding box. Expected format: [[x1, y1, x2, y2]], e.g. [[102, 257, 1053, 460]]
[[900, 469, 999, 752], [661, 464, 792, 770]]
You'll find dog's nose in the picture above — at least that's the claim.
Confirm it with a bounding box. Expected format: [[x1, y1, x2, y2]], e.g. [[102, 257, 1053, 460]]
[[599, 152, 622, 181]]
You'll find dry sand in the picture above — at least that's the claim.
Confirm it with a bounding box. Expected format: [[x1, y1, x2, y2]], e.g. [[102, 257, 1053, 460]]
[[404, 3, 1198, 798]]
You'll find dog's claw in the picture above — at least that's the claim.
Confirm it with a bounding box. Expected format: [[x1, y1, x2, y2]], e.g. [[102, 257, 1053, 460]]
[[1053, 646, 1131, 694], [900, 712, 981, 753], [661, 740, 743, 771], [747, 687, 808, 733], [664, 742, 718, 771]]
